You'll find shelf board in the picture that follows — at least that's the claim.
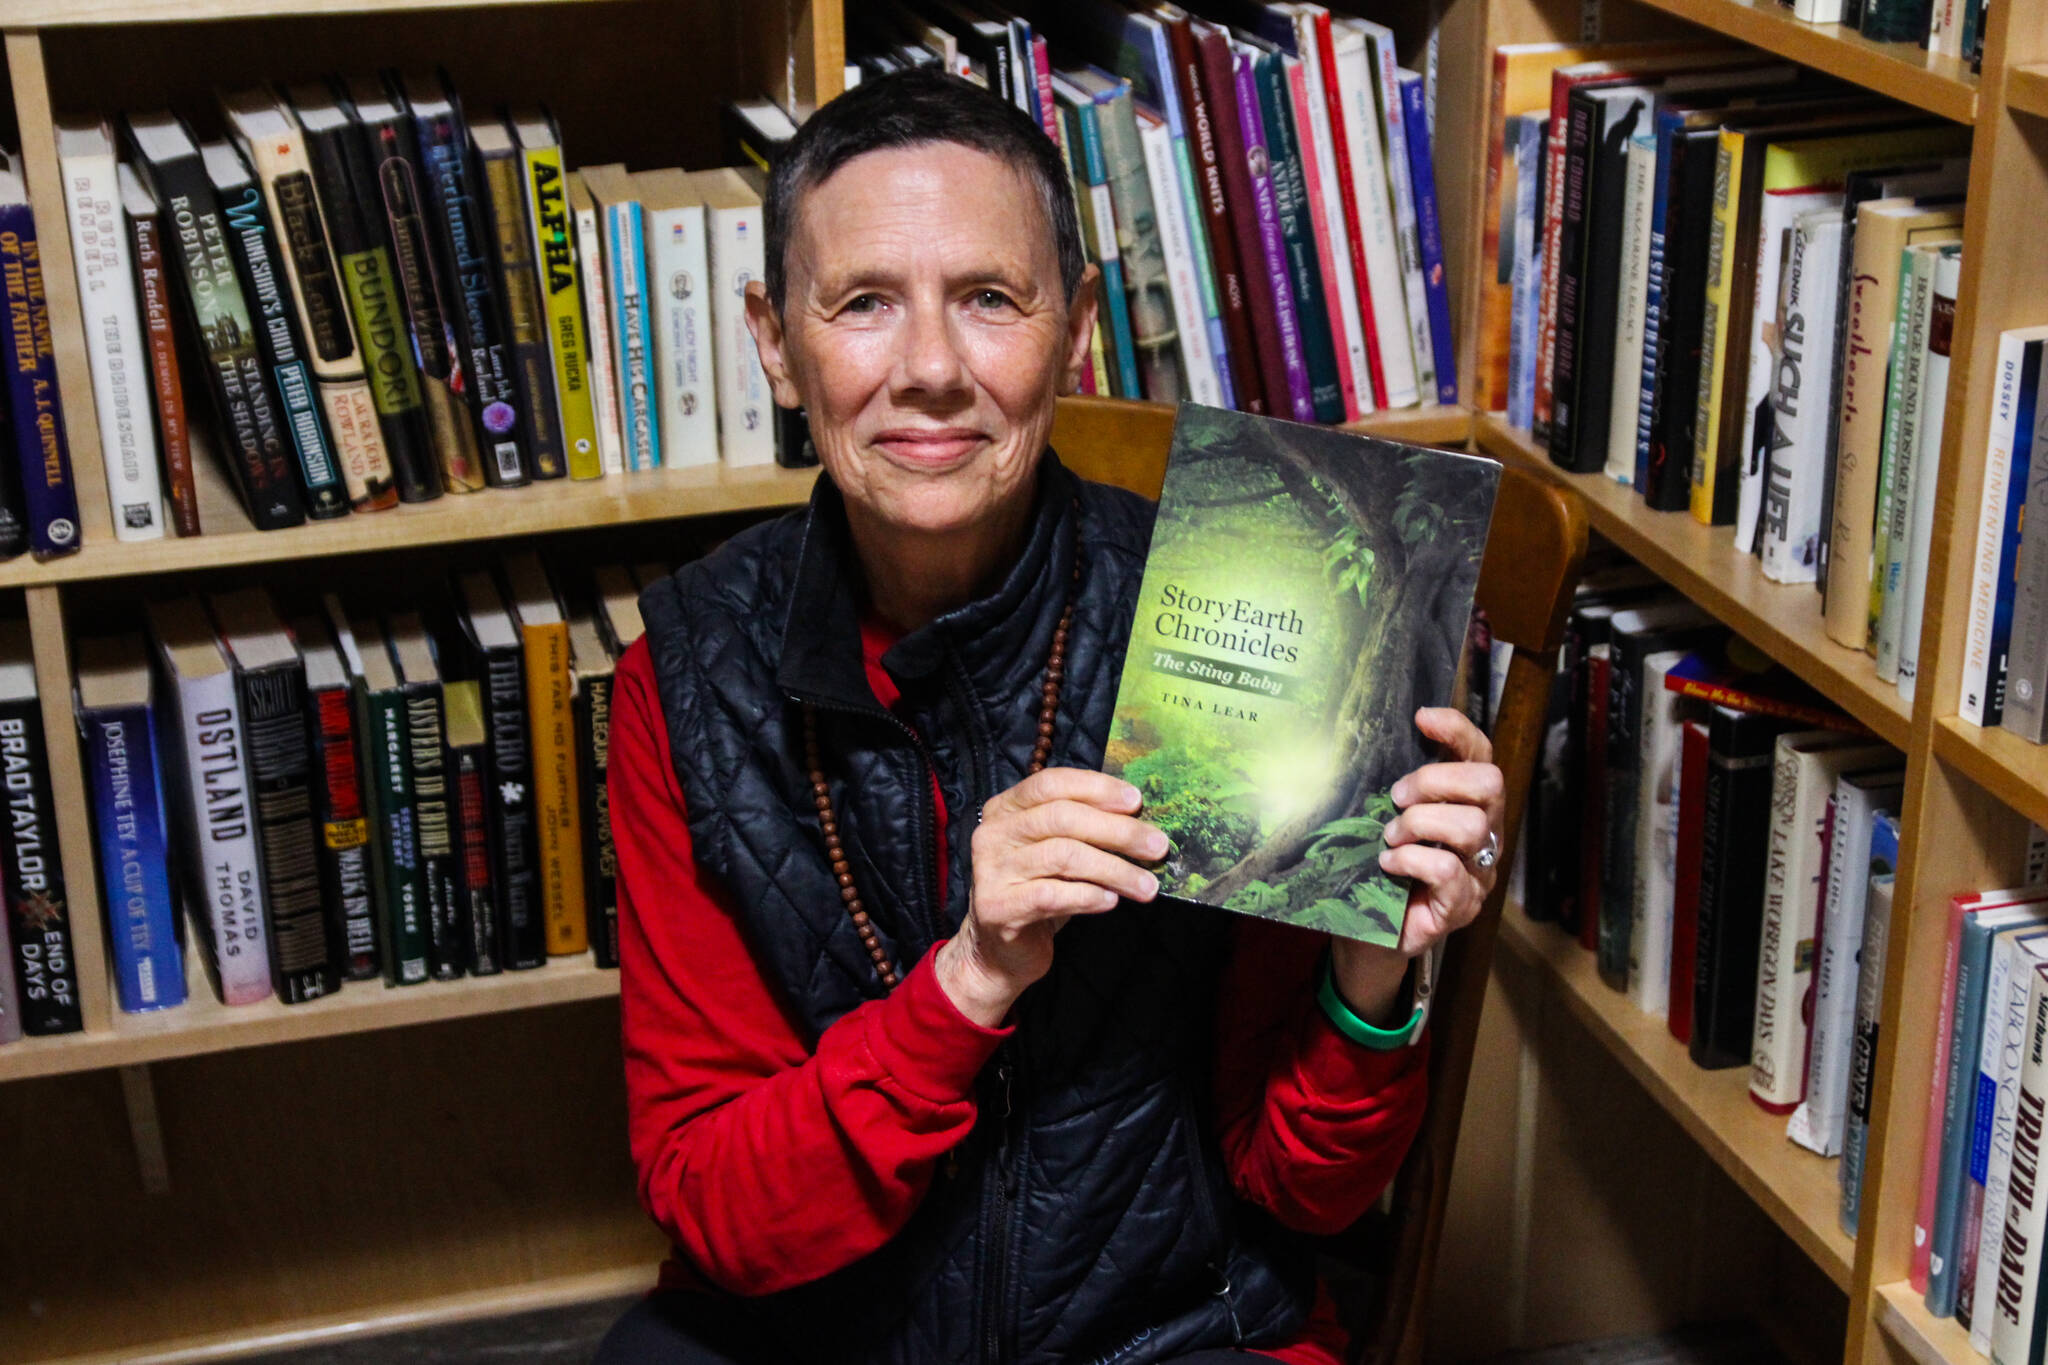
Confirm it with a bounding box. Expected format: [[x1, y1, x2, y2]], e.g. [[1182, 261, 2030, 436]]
[[0, 947, 621, 1083], [1498, 907, 1857, 1290], [2008, 63, 2048, 119], [1932, 714, 2048, 828], [1629, 0, 1979, 123], [1474, 415, 1912, 748], [1875, 1280, 1979, 1365], [1344, 403, 1474, 447], [0, 463, 820, 588], [0, 0, 601, 24]]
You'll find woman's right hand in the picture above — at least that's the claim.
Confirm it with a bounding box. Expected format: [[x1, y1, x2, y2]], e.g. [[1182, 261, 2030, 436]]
[[934, 768, 1165, 1028]]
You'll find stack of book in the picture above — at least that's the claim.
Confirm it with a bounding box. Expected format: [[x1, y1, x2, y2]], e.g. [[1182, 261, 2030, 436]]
[[1786, 0, 1985, 73], [41, 72, 791, 557], [25, 556, 650, 1034], [840, 1, 1457, 418], [1480, 42, 1971, 705]]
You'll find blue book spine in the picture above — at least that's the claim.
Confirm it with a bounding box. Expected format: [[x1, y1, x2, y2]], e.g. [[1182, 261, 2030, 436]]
[[1507, 117, 1542, 431], [1637, 110, 1684, 495], [1989, 340, 2044, 727], [83, 702, 185, 1013], [0, 205, 80, 558], [1077, 102, 1143, 402], [607, 202, 660, 471], [1400, 73, 1457, 407]]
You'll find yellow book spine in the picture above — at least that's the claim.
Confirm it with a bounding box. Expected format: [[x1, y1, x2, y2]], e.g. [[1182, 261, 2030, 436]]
[[525, 621, 588, 953], [525, 146, 603, 480], [1690, 129, 1745, 524], [1088, 322, 1111, 397]]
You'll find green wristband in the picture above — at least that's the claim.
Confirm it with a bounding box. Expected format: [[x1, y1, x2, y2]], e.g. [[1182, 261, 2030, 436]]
[[1318, 956, 1426, 1051]]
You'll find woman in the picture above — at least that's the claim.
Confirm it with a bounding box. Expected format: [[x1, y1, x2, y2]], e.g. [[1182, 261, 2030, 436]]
[[601, 68, 1504, 1365]]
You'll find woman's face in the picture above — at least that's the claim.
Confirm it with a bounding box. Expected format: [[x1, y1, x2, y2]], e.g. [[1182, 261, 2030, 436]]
[[746, 142, 1098, 540]]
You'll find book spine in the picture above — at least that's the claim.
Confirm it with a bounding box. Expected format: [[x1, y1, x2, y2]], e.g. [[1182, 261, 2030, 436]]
[[606, 201, 659, 472], [483, 646, 543, 969], [308, 682, 377, 981], [1369, 37, 1435, 400], [1964, 335, 2026, 727], [1627, 662, 1689, 1016], [1234, 54, 1314, 423], [1828, 230, 1903, 650], [127, 206, 195, 537], [1546, 96, 1595, 469], [217, 178, 350, 518], [706, 198, 776, 468], [358, 682, 427, 984], [1899, 252, 1961, 703], [1639, 118, 1677, 495], [248, 130, 395, 511], [1600, 635, 1644, 989], [299, 121, 437, 504], [1690, 724, 1775, 1070], [1141, 113, 1224, 409], [416, 111, 527, 485], [59, 145, 165, 540], [479, 143, 563, 479], [1251, 63, 1338, 421], [1077, 101, 1144, 403], [1398, 74, 1453, 406], [80, 702, 186, 1013], [571, 185, 625, 476], [1842, 874, 1894, 1237], [403, 681, 463, 980], [1289, 56, 1357, 419], [1168, 93, 1235, 409], [577, 669, 618, 968], [1177, 21, 1265, 413], [1863, 0, 1936, 42], [1691, 134, 1743, 526], [526, 622, 585, 954], [2004, 344, 2048, 740], [1581, 648, 1612, 954], [0, 898, 15, 1041], [1762, 218, 1816, 580], [1877, 253, 1937, 683], [1314, 16, 1384, 410], [237, 660, 337, 1002], [1960, 939, 2004, 1330], [0, 208, 82, 556], [1607, 134, 1657, 485], [1972, 935, 2037, 1350], [175, 668, 272, 1004], [0, 698, 78, 1033], [1651, 133, 1715, 512], [1333, 37, 1417, 407], [523, 148, 601, 480], [1779, 217, 1848, 585], [1993, 346, 2043, 728], [1752, 742, 1805, 1107], [1940, 921, 2011, 1314], [1668, 718, 1711, 1041], [1099, 91, 1188, 407], [1791, 781, 1891, 1157], [1919, 901, 1976, 1290], [1534, 83, 1575, 440], [1475, 49, 1513, 411], [453, 742, 499, 975], [1031, 36, 1058, 143], [643, 201, 716, 469], [1508, 118, 1542, 431], [1990, 968, 2048, 1365]]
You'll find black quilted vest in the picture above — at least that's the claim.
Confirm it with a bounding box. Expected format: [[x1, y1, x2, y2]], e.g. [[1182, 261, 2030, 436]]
[[637, 454, 1314, 1365]]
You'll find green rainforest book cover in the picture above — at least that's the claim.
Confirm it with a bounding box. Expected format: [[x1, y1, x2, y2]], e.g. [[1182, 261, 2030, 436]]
[[1103, 406, 1501, 947]]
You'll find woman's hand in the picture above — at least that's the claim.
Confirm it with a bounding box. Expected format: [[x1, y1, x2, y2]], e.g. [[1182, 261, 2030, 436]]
[[936, 768, 1163, 1028], [1331, 707, 1505, 1023]]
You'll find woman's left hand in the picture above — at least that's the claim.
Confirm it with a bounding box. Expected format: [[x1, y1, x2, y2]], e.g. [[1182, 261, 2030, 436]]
[[1329, 707, 1505, 1023]]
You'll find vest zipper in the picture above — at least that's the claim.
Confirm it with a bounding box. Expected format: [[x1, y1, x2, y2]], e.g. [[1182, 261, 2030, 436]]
[[983, 1052, 1023, 1365]]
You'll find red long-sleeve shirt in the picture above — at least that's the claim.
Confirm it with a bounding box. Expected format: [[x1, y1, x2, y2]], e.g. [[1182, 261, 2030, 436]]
[[612, 620, 1429, 1363]]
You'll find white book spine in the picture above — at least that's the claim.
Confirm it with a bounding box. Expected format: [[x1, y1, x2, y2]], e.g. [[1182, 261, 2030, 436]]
[[58, 143, 165, 541], [573, 193, 625, 476], [1793, 0, 1846, 21], [173, 668, 270, 1006], [1139, 115, 1221, 408], [1963, 334, 2027, 727], [1991, 966, 2048, 1365], [706, 202, 775, 468], [1627, 651, 1691, 1017], [1763, 215, 1846, 584], [1605, 134, 1658, 486], [1878, 250, 1939, 682], [1333, 33, 1418, 409], [1296, 27, 1372, 416], [1899, 249, 1963, 703], [1508, 120, 1542, 431], [1365, 27, 1434, 398], [1735, 189, 1837, 557], [1973, 933, 2048, 1353], [642, 200, 718, 469]]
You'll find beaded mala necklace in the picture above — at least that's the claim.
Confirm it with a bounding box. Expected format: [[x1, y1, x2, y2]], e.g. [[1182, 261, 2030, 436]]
[[801, 536, 1084, 990]]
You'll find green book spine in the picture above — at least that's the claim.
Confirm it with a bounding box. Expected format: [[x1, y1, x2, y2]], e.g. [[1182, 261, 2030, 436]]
[[1253, 51, 1343, 424], [357, 682, 428, 984], [1860, 0, 1934, 41]]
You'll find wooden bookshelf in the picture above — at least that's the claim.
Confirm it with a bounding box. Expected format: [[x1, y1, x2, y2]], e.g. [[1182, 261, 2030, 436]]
[[1472, 415, 1912, 748], [1874, 1281, 1979, 1365], [2003, 60, 2048, 115]]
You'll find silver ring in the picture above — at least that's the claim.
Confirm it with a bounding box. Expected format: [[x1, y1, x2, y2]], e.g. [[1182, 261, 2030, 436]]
[[1473, 831, 1499, 870]]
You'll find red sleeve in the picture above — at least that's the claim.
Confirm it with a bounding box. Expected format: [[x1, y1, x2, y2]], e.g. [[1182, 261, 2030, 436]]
[[612, 639, 1009, 1296], [1213, 917, 1430, 1237]]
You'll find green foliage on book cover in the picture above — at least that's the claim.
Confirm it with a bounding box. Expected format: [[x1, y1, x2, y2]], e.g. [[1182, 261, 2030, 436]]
[[1104, 406, 1499, 946]]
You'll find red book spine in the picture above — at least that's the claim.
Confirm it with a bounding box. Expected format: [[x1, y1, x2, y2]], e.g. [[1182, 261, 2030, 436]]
[[129, 210, 197, 537], [1668, 719, 1710, 1042], [1030, 37, 1058, 145], [1534, 73, 1576, 439], [1196, 26, 1288, 420], [457, 760, 492, 910], [312, 683, 378, 980], [1579, 652, 1611, 953], [1168, 15, 1266, 414], [1315, 10, 1387, 408]]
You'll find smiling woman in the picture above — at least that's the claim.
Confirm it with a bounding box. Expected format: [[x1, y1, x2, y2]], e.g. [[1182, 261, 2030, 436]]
[[596, 66, 1504, 1365]]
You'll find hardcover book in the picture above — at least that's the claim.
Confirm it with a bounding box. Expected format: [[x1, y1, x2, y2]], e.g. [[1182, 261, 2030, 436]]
[[389, 612, 464, 979], [470, 117, 564, 479], [119, 165, 197, 536], [295, 613, 378, 980], [1102, 407, 1499, 946], [0, 621, 78, 1034], [453, 568, 543, 969], [443, 677, 499, 975], [511, 110, 602, 480], [0, 151, 81, 558]]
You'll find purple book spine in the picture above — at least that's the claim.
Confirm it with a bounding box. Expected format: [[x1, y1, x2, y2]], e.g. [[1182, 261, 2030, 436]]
[[1232, 50, 1314, 422]]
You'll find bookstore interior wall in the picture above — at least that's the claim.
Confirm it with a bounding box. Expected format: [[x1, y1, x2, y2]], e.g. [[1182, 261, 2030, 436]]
[[3, 0, 2046, 1361]]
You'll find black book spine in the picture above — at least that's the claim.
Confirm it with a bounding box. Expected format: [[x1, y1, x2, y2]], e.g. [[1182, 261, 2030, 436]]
[[0, 698, 79, 1033], [298, 117, 440, 503], [1547, 94, 1596, 465], [141, 148, 306, 530], [308, 679, 379, 980], [215, 176, 350, 519], [0, 371, 28, 560], [476, 137, 564, 479], [577, 670, 618, 969], [453, 740, 500, 975], [414, 101, 529, 487], [402, 679, 464, 979], [1568, 96, 1648, 473], [1690, 710, 1781, 1068], [1557, 610, 1610, 937], [1649, 132, 1721, 512], [239, 660, 339, 1002], [482, 645, 544, 969], [1523, 636, 1577, 924]]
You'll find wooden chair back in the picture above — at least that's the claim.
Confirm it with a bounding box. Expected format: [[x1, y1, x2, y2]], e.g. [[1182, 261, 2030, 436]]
[[1050, 396, 1589, 1365]]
